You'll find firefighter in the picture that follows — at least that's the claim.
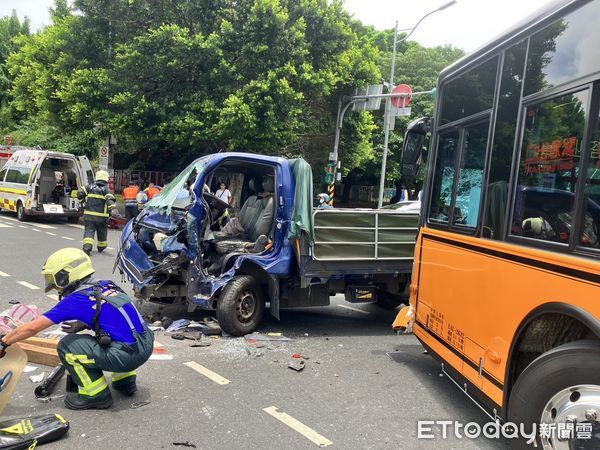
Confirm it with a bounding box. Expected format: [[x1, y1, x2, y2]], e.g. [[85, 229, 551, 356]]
[[123, 180, 140, 221], [78, 170, 118, 255], [0, 248, 154, 410]]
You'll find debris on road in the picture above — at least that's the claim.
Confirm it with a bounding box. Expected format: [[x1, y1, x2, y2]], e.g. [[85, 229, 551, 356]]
[[131, 400, 151, 409], [165, 319, 190, 333], [24, 365, 38, 373], [149, 341, 173, 360], [189, 341, 211, 348], [172, 442, 197, 448], [288, 358, 305, 372], [29, 372, 45, 383], [244, 332, 291, 342]]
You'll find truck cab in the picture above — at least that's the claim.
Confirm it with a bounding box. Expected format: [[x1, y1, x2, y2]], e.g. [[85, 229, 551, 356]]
[[117, 152, 419, 335]]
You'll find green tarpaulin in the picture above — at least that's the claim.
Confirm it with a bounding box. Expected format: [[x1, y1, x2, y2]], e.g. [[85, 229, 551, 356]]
[[288, 158, 314, 240]]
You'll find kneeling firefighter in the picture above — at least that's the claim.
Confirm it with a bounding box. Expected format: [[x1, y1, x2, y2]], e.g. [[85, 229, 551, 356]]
[[0, 248, 154, 410]]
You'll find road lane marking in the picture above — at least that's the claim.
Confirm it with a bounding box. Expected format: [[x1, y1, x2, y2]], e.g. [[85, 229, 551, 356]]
[[62, 236, 75, 241], [17, 281, 40, 290], [0, 216, 17, 222], [183, 361, 231, 385], [18, 225, 26, 228], [68, 224, 84, 229], [0, 271, 10, 277], [337, 304, 370, 315], [32, 229, 41, 232], [0, 223, 13, 228], [34, 223, 56, 229], [45, 232, 57, 236], [47, 294, 59, 301], [263, 406, 333, 447], [108, 247, 115, 250]]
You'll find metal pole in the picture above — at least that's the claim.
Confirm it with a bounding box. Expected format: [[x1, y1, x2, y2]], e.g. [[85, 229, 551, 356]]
[[377, 20, 398, 209]]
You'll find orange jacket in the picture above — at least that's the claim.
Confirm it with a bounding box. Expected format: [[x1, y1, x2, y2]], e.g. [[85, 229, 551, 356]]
[[123, 185, 140, 203], [145, 186, 161, 199]]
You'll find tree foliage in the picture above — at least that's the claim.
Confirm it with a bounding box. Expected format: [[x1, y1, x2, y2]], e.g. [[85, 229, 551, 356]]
[[0, 0, 464, 183]]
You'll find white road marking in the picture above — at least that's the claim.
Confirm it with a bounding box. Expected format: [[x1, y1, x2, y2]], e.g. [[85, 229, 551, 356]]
[[337, 304, 370, 315], [0, 216, 17, 222], [263, 406, 333, 447], [0, 223, 13, 228], [68, 224, 84, 229], [18, 225, 26, 228], [45, 232, 57, 236], [17, 281, 40, 290], [47, 294, 59, 301], [107, 247, 115, 250], [34, 223, 55, 229], [0, 271, 10, 277], [32, 229, 41, 232], [62, 236, 75, 241], [183, 361, 231, 385]]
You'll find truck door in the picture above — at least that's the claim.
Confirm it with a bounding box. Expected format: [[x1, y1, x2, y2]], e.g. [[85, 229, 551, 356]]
[[77, 156, 94, 187]]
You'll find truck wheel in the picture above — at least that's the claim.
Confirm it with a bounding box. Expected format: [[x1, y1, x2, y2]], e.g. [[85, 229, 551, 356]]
[[508, 340, 600, 448], [375, 292, 405, 309], [216, 275, 265, 336], [16, 202, 28, 222]]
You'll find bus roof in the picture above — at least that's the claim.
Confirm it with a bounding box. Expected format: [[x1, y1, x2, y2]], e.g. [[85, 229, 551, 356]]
[[438, 0, 585, 82]]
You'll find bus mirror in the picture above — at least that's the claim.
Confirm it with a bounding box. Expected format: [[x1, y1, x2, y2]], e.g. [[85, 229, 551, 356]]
[[400, 117, 431, 178]]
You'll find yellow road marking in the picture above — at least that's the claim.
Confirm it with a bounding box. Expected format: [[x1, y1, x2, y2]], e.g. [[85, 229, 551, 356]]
[[337, 304, 370, 315], [183, 361, 231, 385], [0, 271, 9, 277], [17, 281, 40, 290], [263, 406, 333, 447], [47, 294, 60, 301]]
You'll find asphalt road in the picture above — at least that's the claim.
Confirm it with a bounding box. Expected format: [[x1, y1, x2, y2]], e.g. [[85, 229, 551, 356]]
[[0, 211, 510, 449]]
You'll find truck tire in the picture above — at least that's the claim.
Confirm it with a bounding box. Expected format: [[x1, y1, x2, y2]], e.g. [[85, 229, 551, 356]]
[[216, 275, 265, 336], [16, 202, 28, 222], [375, 292, 405, 309], [507, 340, 600, 448]]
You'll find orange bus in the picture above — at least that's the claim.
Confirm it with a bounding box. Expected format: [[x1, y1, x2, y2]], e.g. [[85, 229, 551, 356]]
[[394, 0, 600, 445]]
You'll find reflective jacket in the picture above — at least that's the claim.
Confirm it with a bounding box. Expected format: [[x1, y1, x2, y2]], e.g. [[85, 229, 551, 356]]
[[145, 186, 161, 199], [123, 185, 140, 206], [78, 181, 116, 219]]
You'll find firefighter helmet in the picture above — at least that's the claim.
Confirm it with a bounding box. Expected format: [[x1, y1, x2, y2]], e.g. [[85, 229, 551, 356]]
[[41, 248, 95, 293], [95, 170, 109, 182]]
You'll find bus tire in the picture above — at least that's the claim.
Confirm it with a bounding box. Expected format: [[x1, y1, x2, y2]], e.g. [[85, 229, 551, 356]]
[[16, 202, 28, 222], [507, 340, 600, 448], [216, 275, 265, 337], [375, 292, 405, 309]]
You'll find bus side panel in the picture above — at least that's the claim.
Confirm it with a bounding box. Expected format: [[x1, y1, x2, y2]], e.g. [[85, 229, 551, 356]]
[[415, 227, 600, 408]]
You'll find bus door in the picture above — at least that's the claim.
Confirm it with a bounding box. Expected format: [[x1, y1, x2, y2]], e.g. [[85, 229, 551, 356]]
[[420, 118, 489, 389]]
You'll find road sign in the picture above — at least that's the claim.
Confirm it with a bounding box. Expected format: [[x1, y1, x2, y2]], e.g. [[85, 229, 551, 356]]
[[99, 145, 109, 170], [391, 84, 413, 108], [353, 84, 384, 111]]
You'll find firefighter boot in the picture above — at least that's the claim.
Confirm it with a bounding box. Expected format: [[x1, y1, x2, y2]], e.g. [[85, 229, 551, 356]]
[[64, 389, 113, 410]]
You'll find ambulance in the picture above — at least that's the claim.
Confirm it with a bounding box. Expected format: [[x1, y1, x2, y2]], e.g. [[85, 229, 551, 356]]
[[0, 149, 94, 222]]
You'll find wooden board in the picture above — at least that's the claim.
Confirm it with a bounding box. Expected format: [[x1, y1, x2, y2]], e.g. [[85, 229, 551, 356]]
[[22, 336, 60, 350], [16, 342, 60, 367]]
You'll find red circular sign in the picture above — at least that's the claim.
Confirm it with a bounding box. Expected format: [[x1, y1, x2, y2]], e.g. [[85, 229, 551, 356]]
[[391, 84, 413, 108], [100, 146, 109, 157]]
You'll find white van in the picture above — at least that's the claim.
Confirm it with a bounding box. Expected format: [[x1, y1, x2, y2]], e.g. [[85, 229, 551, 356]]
[[0, 149, 94, 222]]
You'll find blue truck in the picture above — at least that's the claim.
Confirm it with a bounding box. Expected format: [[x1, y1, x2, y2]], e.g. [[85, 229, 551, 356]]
[[116, 152, 419, 335]]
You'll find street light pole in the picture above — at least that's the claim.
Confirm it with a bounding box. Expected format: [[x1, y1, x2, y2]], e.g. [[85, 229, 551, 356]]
[[376, 0, 457, 208]]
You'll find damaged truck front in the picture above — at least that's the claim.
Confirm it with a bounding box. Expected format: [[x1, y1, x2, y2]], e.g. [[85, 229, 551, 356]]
[[117, 152, 419, 336]]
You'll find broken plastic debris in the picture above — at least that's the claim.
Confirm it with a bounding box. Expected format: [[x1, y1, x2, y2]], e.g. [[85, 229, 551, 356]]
[[131, 400, 150, 409], [29, 372, 45, 383], [288, 359, 305, 372], [172, 442, 197, 448], [266, 332, 282, 337], [24, 365, 38, 373], [189, 341, 211, 348], [165, 319, 190, 333]]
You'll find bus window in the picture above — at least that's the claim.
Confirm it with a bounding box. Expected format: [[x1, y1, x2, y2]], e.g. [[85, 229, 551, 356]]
[[440, 57, 498, 124], [452, 121, 489, 228], [524, 1, 600, 97], [580, 111, 600, 249], [429, 129, 459, 224], [482, 41, 527, 239], [511, 90, 589, 244]]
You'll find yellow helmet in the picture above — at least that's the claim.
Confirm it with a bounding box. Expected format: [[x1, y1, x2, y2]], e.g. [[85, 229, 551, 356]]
[[96, 170, 109, 182], [41, 248, 95, 293]]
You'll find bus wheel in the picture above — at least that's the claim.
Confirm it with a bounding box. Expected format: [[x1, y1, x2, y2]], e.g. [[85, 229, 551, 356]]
[[375, 292, 406, 309], [508, 340, 600, 448], [16, 202, 28, 222], [216, 275, 265, 337]]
